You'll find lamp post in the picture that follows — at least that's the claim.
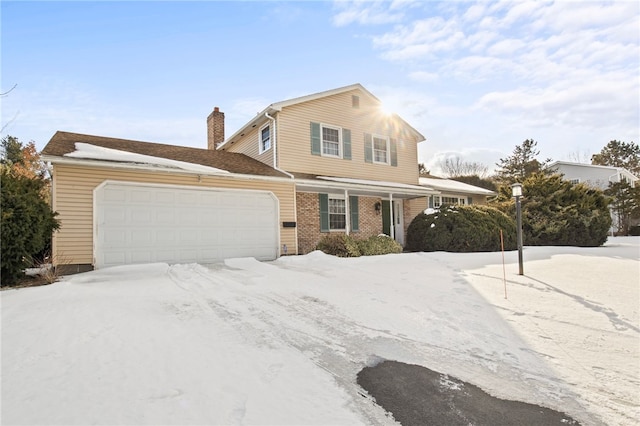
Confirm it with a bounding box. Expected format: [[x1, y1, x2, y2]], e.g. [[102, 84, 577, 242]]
[[511, 183, 524, 275]]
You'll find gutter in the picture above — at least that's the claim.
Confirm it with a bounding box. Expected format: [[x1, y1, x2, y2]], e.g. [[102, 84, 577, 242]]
[[295, 178, 439, 197], [265, 112, 294, 179], [41, 155, 295, 184]]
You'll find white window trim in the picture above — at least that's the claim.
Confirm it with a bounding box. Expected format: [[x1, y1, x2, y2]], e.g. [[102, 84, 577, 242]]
[[320, 123, 342, 159], [259, 123, 271, 154], [328, 194, 346, 231], [372, 134, 390, 165], [433, 195, 466, 208]]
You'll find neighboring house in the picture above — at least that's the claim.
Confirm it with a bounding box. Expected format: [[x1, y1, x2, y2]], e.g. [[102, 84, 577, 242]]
[[42, 84, 437, 272], [550, 161, 639, 234], [416, 177, 496, 209], [549, 161, 638, 190]]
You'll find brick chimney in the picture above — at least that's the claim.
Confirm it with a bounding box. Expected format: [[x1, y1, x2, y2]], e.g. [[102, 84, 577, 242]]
[[207, 107, 225, 150]]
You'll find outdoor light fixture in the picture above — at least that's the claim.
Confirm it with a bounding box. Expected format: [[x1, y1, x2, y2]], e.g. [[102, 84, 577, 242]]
[[511, 183, 524, 275], [374, 202, 382, 214]]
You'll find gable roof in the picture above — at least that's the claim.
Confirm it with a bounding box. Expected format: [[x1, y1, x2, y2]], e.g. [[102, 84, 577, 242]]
[[41, 131, 290, 178], [220, 83, 425, 149]]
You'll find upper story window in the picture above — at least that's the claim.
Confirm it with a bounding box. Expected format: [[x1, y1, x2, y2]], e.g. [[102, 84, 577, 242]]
[[364, 133, 397, 167], [569, 178, 580, 185], [259, 124, 271, 154], [322, 125, 341, 158], [373, 135, 389, 164]]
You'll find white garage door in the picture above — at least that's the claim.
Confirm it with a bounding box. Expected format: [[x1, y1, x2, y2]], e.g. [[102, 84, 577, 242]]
[[94, 181, 279, 268]]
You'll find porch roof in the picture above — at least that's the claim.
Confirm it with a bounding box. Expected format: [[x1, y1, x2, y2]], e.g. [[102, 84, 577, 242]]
[[293, 174, 439, 199]]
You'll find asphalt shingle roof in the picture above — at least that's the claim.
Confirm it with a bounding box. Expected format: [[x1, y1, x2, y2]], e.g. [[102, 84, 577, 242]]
[[42, 131, 288, 178]]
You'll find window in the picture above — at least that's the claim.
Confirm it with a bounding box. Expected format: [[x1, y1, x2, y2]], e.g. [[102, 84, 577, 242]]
[[364, 133, 397, 166], [569, 178, 580, 185], [373, 136, 389, 164], [352, 95, 360, 108], [329, 196, 346, 230], [259, 124, 271, 154], [322, 125, 341, 157], [433, 195, 466, 208]]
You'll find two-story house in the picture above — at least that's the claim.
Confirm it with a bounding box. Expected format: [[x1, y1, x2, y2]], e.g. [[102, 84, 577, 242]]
[[42, 84, 436, 272], [549, 161, 638, 190]]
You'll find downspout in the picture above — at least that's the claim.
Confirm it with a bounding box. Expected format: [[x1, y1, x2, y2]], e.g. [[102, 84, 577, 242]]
[[265, 112, 297, 257]]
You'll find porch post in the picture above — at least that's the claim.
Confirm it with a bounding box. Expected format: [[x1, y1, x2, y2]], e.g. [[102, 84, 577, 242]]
[[344, 189, 350, 235], [389, 193, 395, 239]]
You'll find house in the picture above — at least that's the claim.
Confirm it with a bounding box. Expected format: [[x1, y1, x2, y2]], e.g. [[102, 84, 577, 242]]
[[42, 84, 437, 272], [549, 161, 638, 190], [416, 176, 496, 209], [549, 161, 639, 234]]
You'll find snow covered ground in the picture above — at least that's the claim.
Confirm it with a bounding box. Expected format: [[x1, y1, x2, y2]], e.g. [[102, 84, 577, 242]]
[[2, 237, 638, 425]]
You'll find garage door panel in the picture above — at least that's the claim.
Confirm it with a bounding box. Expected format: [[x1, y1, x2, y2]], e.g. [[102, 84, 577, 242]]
[[95, 182, 278, 268]]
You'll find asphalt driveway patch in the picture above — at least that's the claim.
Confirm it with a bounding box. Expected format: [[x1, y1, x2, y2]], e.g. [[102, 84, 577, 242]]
[[357, 360, 581, 426]]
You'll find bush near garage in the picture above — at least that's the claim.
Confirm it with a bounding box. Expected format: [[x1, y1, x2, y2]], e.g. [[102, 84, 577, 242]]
[[405, 205, 517, 253], [1, 169, 59, 286], [315, 234, 403, 257]]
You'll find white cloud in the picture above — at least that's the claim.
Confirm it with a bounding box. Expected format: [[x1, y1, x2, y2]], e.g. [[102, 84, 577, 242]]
[[332, 0, 407, 26], [339, 0, 639, 159], [408, 71, 438, 82]]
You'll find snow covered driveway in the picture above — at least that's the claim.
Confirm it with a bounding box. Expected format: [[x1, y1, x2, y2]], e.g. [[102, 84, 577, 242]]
[[2, 237, 638, 425]]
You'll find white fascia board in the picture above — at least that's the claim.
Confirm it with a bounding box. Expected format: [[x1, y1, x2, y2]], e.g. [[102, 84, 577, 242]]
[[219, 105, 281, 150], [295, 178, 439, 197], [41, 156, 294, 184]]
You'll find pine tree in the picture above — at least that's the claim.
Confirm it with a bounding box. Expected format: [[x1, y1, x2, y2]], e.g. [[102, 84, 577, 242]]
[[591, 140, 640, 176], [495, 139, 551, 184]]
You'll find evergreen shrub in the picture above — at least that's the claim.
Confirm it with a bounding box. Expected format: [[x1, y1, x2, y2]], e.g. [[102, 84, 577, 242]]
[[405, 205, 517, 252], [357, 234, 403, 255], [316, 234, 361, 257], [495, 173, 611, 247], [1, 169, 59, 286]]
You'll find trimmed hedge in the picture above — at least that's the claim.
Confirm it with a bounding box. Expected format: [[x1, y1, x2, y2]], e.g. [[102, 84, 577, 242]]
[[405, 205, 517, 252], [315, 234, 403, 257]]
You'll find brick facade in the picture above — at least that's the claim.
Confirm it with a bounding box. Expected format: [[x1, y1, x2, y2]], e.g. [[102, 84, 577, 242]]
[[296, 192, 401, 254]]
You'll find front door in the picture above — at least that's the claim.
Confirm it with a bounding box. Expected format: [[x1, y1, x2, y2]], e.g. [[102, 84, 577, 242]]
[[393, 200, 404, 246], [382, 199, 404, 246]]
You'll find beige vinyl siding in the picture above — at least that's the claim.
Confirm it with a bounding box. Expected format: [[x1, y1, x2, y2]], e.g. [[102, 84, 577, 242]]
[[277, 90, 421, 185], [223, 122, 275, 167], [51, 164, 296, 266]]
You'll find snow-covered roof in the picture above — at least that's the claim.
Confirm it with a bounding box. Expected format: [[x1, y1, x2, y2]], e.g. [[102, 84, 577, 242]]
[[418, 177, 495, 195], [292, 174, 438, 198], [65, 143, 230, 174], [41, 131, 290, 178]]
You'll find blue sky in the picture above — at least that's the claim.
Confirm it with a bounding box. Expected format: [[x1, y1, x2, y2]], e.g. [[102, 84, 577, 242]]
[[2, 0, 639, 175]]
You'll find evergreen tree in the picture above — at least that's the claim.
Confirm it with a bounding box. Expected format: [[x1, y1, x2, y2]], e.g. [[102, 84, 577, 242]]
[[495, 139, 551, 184], [1, 136, 59, 286], [591, 140, 640, 176], [492, 173, 611, 247], [606, 180, 640, 235]]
